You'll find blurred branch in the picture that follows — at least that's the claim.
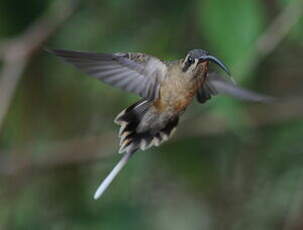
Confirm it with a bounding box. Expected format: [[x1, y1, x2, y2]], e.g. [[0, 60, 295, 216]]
[[0, 132, 117, 177], [0, 0, 78, 132], [256, 0, 303, 58], [237, 0, 303, 76], [0, 97, 302, 177]]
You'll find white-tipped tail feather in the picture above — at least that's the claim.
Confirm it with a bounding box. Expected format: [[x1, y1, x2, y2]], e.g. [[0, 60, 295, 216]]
[[94, 151, 133, 200], [93, 100, 179, 200], [114, 100, 179, 154]]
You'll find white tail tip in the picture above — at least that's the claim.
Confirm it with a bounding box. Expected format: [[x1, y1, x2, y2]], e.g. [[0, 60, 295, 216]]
[[93, 151, 133, 200]]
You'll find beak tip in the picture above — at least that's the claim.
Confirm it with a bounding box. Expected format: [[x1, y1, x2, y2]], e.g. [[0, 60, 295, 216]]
[[219, 64, 231, 76], [201, 55, 231, 76]]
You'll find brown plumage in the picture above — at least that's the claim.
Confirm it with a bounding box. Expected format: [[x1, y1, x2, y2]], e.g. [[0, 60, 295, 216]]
[[48, 48, 275, 199]]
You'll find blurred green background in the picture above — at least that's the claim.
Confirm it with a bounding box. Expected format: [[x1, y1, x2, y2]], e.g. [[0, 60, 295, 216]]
[[0, 0, 303, 229]]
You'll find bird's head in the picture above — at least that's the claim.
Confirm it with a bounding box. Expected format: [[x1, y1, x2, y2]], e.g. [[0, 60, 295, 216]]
[[182, 49, 230, 77]]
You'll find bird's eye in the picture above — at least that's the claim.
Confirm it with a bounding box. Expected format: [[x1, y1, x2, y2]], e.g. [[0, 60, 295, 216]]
[[187, 56, 194, 65], [182, 56, 196, 72]]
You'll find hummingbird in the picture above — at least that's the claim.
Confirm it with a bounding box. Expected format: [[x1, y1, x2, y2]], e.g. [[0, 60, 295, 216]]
[[48, 48, 274, 199]]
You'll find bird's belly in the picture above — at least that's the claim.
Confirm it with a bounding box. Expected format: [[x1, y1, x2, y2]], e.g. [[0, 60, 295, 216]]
[[153, 87, 196, 114], [169, 95, 193, 112]]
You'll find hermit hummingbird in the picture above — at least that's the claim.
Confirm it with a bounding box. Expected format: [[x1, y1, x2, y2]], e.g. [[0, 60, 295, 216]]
[[49, 48, 274, 199]]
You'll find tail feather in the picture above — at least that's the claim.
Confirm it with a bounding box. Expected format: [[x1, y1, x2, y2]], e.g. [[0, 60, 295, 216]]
[[94, 100, 179, 199], [94, 150, 135, 200], [115, 100, 179, 153], [115, 100, 149, 135]]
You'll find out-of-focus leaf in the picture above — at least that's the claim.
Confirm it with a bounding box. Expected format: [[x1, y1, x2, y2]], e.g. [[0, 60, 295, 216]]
[[198, 0, 265, 80], [197, 0, 266, 130]]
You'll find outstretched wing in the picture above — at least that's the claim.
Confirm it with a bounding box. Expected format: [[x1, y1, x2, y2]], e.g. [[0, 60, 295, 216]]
[[197, 73, 276, 103], [48, 49, 167, 100]]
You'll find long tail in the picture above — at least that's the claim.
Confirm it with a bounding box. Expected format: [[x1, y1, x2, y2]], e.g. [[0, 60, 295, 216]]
[[94, 99, 179, 199], [94, 150, 135, 200]]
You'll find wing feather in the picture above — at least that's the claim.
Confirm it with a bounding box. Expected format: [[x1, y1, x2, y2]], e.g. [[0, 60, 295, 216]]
[[197, 73, 276, 103], [48, 49, 167, 100]]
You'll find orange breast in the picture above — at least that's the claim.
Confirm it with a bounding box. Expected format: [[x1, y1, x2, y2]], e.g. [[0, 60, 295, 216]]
[[153, 80, 200, 113], [173, 97, 192, 112], [153, 63, 207, 114]]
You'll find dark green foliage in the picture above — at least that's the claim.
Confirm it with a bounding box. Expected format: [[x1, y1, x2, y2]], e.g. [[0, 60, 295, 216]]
[[1, 0, 303, 229]]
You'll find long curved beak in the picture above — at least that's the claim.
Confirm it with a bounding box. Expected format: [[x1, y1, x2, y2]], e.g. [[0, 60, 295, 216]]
[[199, 55, 230, 76]]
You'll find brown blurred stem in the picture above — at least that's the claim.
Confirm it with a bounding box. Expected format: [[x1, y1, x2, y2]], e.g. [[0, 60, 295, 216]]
[[235, 0, 303, 76], [0, 0, 78, 132], [256, 0, 303, 58]]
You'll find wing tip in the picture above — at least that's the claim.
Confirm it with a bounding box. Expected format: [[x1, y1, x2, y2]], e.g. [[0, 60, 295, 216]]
[[43, 47, 63, 54], [259, 96, 278, 104], [44, 47, 71, 59]]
